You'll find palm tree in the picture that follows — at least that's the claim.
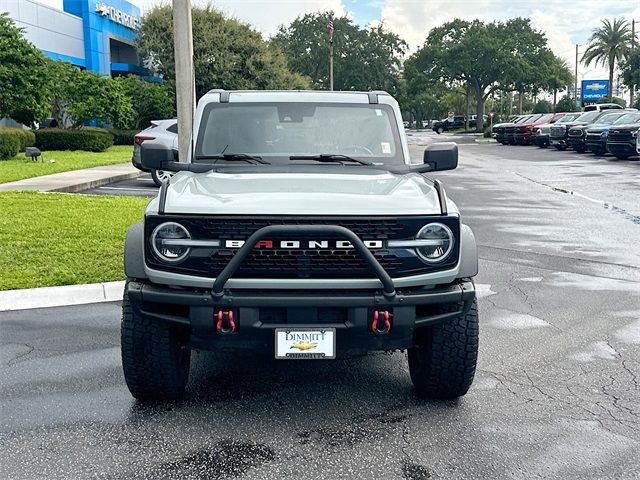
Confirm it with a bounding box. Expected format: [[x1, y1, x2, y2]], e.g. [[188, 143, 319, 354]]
[[581, 18, 633, 101]]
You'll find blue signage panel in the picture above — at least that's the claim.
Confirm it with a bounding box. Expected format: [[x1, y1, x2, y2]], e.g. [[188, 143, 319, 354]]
[[581, 80, 609, 102]]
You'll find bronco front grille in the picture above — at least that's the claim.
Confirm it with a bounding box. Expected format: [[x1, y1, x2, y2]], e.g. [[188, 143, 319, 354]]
[[144, 215, 460, 280]]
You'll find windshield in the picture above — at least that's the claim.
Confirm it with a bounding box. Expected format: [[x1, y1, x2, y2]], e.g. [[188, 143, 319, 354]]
[[556, 113, 582, 123], [576, 111, 602, 122], [515, 115, 534, 123], [613, 112, 640, 124], [194, 102, 404, 165], [536, 114, 553, 123], [594, 112, 628, 125]]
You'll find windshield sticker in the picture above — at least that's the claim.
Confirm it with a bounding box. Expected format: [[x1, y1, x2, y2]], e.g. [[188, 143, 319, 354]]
[[375, 109, 383, 116], [381, 142, 391, 154]]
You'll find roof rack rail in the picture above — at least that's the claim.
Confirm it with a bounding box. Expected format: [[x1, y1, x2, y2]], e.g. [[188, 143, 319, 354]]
[[207, 89, 230, 103]]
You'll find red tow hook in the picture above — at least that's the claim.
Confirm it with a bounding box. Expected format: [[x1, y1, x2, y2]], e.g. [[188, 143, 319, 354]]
[[371, 310, 392, 334], [216, 310, 236, 334]]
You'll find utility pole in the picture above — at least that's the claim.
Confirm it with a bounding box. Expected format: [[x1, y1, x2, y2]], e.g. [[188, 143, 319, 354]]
[[575, 44, 579, 109], [329, 42, 334, 91], [173, 0, 195, 163], [328, 16, 334, 91], [631, 19, 636, 107]]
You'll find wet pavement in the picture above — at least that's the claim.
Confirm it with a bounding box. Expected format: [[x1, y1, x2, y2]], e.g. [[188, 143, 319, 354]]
[[3, 138, 640, 479]]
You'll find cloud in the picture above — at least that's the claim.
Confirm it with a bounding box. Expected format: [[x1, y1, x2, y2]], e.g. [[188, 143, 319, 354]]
[[132, 0, 347, 36], [380, 0, 639, 63]]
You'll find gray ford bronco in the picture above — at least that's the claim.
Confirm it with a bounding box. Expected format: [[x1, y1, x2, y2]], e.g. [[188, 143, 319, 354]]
[[122, 90, 479, 402]]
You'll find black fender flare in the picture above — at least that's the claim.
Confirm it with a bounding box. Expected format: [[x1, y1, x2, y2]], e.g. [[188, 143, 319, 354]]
[[457, 224, 478, 278], [124, 222, 147, 280]]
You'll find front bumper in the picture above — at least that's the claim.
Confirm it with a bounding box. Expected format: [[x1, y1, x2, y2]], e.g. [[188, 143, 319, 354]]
[[513, 132, 533, 144], [567, 137, 586, 150], [549, 136, 568, 147], [533, 134, 549, 146], [607, 142, 636, 157], [126, 279, 476, 354], [585, 140, 606, 153]]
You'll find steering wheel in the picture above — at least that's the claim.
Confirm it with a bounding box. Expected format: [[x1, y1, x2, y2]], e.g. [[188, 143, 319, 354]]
[[342, 145, 375, 155]]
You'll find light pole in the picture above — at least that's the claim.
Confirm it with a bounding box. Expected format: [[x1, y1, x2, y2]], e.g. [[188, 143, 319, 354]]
[[631, 19, 637, 107], [173, 0, 195, 164], [575, 44, 579, 108]]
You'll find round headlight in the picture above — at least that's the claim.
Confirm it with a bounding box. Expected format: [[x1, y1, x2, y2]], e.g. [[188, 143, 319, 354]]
[[151, 222, 191, 263], [415, 223, 454, 263]]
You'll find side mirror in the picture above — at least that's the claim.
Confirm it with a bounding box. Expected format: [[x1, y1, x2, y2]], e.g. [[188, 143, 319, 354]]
[[141, 141, 176, 171], [423, 142, 458, 171]]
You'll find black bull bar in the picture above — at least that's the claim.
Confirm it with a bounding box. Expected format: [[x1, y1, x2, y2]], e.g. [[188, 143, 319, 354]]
[[211, 224, 397, 299]]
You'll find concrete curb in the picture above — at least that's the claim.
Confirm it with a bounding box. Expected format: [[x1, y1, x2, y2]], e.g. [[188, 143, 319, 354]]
[[0, 281, 125, 312], [51, 171, 141, 193], [0, 164, 141, 193]]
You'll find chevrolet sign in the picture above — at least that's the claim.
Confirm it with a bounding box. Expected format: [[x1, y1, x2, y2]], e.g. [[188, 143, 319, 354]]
[[95, 2, 140, 30], [581, 80, 609, 102]]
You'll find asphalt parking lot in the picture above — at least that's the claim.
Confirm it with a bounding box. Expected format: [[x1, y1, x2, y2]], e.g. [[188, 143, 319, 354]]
[[2, 136, 640, 479]]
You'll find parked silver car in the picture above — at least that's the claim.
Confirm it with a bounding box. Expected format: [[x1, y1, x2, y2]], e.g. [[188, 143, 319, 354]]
[[132, 119, 177, 186]]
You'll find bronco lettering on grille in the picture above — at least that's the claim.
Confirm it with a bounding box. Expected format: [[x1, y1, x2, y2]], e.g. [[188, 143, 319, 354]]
[[224, 240, 383, 249]]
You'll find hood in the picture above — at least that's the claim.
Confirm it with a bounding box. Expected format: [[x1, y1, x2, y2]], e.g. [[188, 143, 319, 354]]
[[152, 169, 448, 216], [586, 125, 611, 133], [608, 123, 640, 132]]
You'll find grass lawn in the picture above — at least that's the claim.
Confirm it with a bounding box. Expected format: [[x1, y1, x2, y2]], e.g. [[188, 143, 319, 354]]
[[0, 145, 133, 184], [0, 191, 149, 291]]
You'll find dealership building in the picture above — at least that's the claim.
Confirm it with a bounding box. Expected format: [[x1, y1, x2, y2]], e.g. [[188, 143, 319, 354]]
[[0, 0, 144, 76]]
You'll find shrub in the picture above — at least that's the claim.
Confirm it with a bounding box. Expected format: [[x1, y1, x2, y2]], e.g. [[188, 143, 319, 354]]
[[0, 128, 25, 159], [34, 128, 113, 152], [22, 129, 36, 148], [0, 128, 35, 154], [109, 129, 137, 145], [483, 126, 492, 138]]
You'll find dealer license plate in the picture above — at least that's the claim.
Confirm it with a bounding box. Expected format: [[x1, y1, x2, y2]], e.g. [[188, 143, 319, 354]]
[[275, 328, 336, 359]]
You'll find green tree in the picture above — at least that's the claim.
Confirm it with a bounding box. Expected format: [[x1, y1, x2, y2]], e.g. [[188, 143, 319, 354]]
[[48, 61, 134, 128], [409, 19, 509, 132], [544, 57, 574, 108], [272, 12, 407, 94], [137, 5, 309, 100], [555, 94, 578, 112], [533, 99, 553, 113], [582, 18, 633, 102], [620, 49, 640, 103], [401, 55, 450, 126], [597, 96, 626, 107], [122, 76, 175, 129], [0, 13, 51, 125]]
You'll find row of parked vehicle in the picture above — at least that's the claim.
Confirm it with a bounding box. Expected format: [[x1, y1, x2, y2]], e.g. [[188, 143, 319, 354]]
[[491, 103, 640, 160]]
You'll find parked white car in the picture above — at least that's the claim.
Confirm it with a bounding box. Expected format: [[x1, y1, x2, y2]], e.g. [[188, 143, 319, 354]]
[[132, 119, 178, 186]]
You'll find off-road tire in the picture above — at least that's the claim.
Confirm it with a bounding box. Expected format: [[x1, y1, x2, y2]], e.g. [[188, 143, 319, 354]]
[[408, 298, 479, 399], [121, 284, 191, 402]]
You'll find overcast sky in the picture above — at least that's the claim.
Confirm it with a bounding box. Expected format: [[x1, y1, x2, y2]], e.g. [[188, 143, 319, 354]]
[[39, 0, 640, 81]]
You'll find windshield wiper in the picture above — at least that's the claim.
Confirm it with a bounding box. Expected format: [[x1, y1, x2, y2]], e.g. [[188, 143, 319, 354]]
[[289, 154, 373, 166], [195, 153, 269, 164]]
